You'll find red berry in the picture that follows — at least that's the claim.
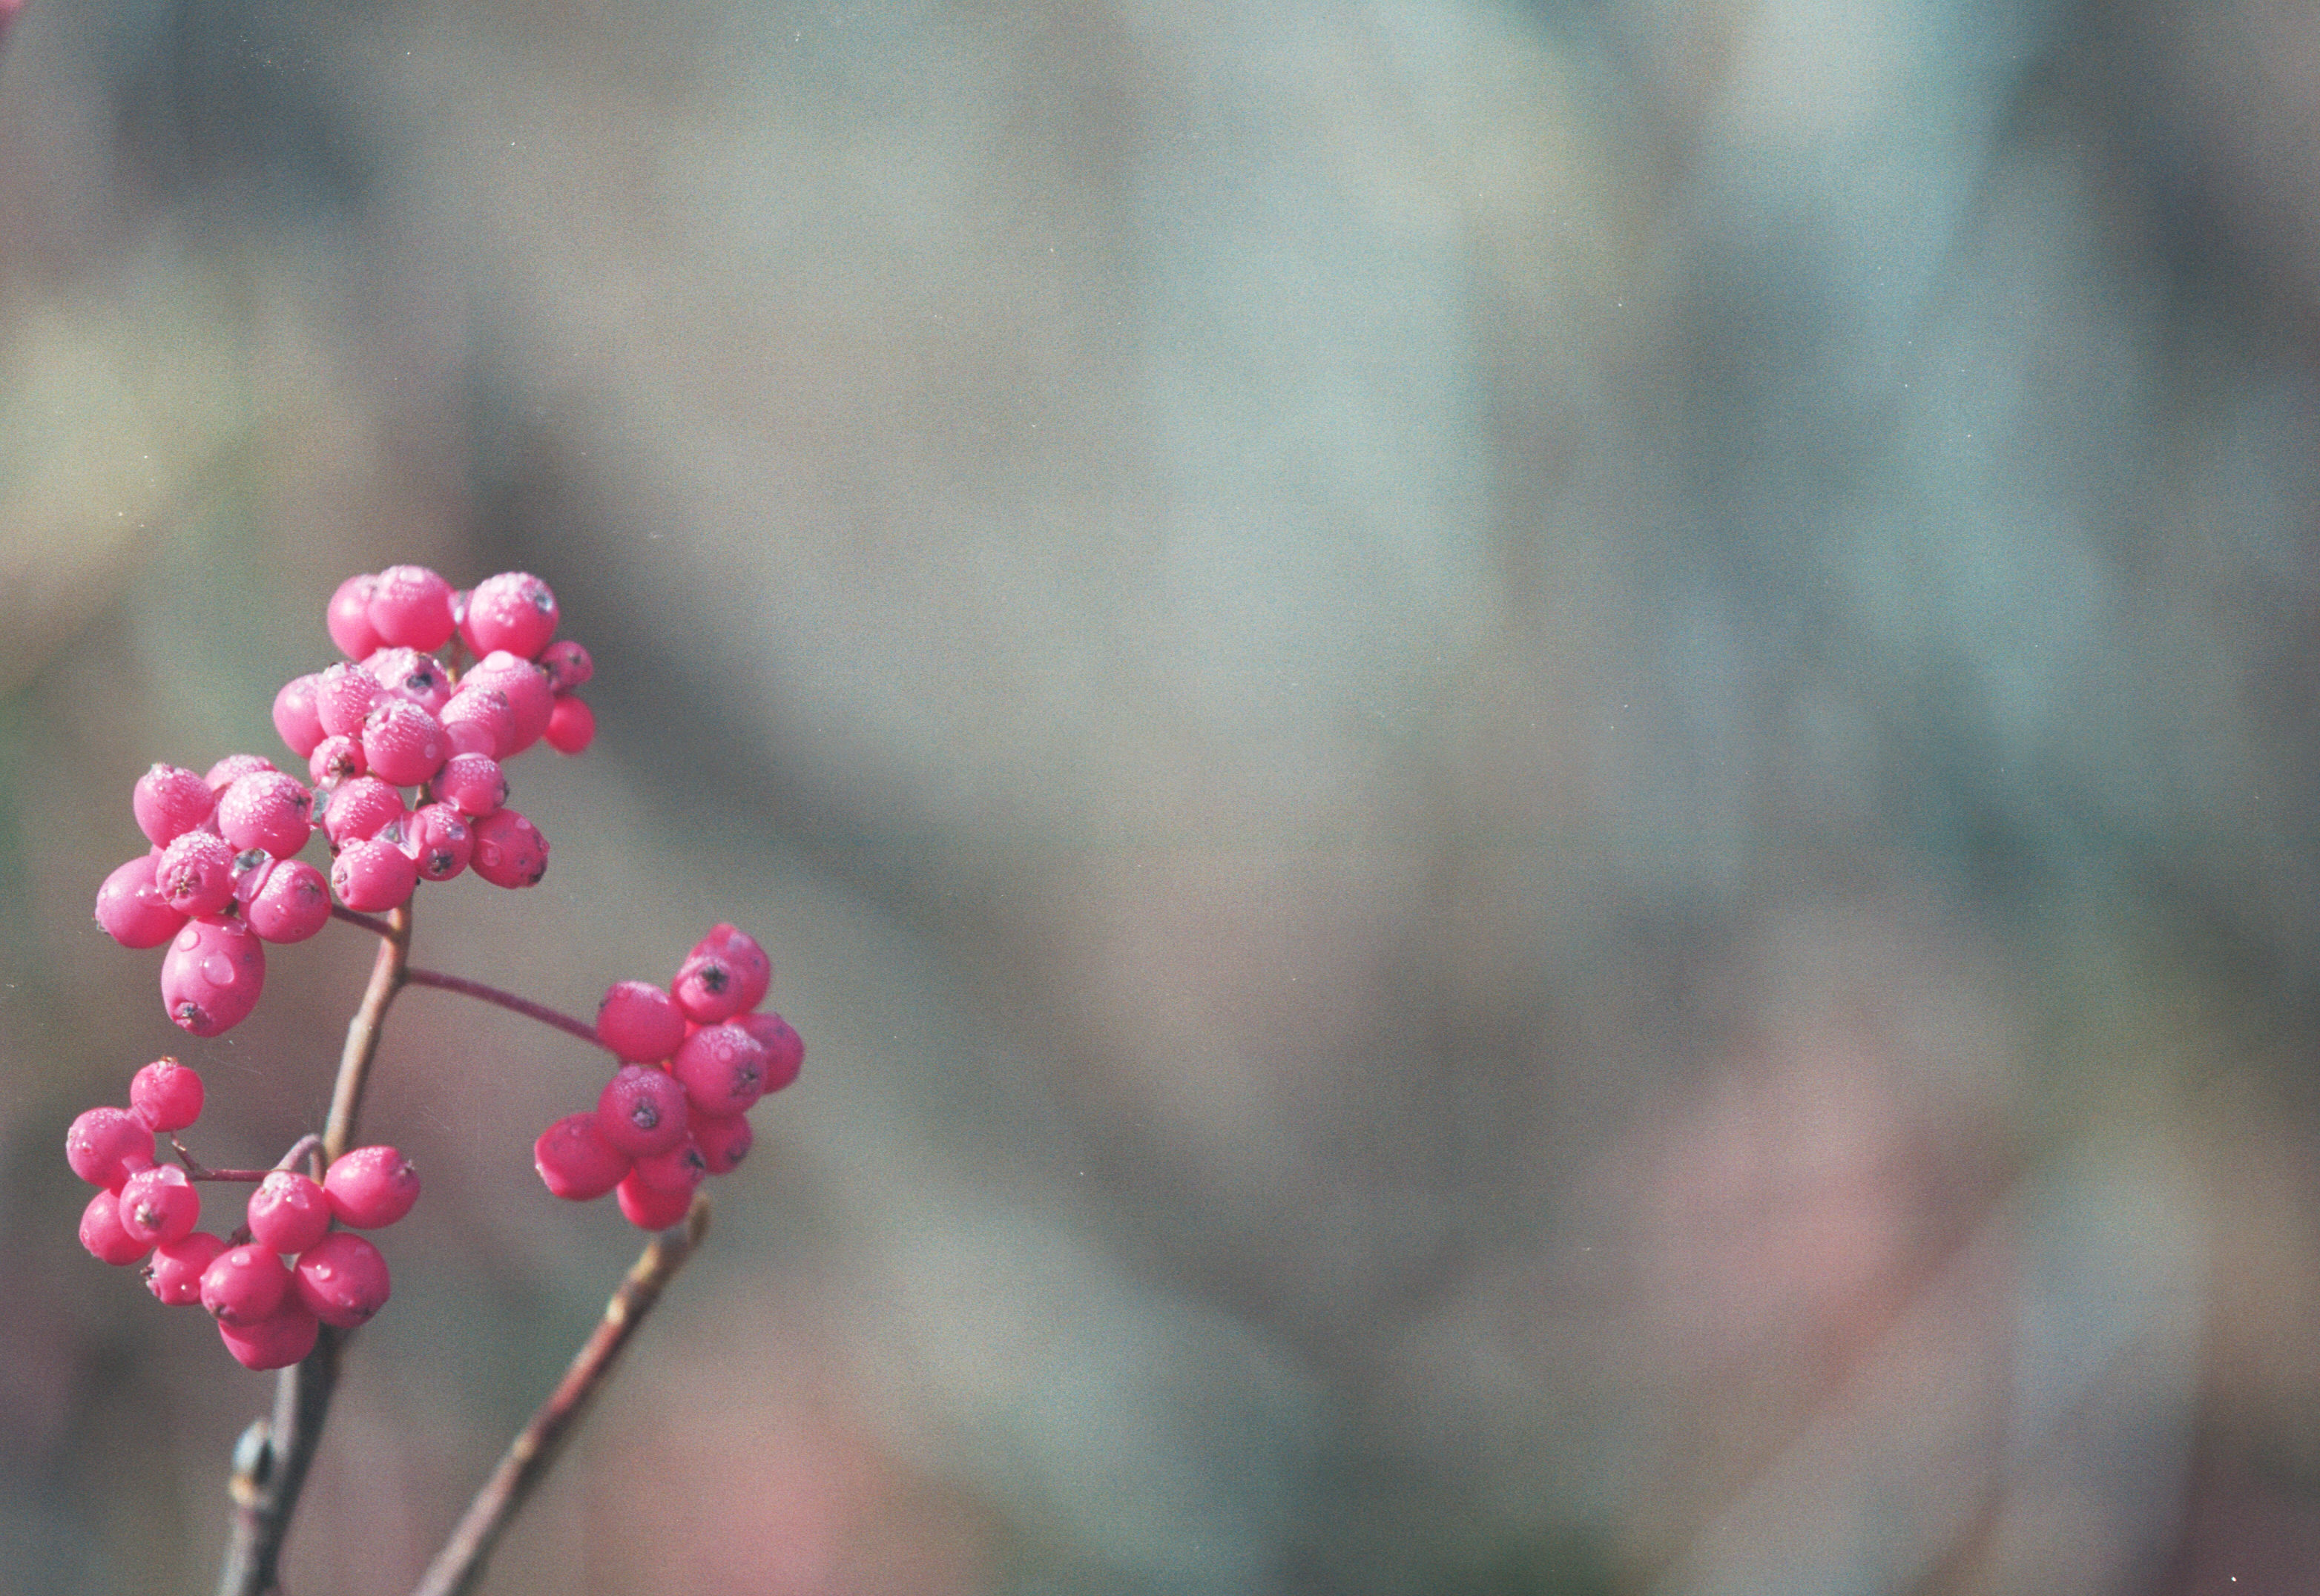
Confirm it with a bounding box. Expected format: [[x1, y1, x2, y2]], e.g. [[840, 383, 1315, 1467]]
[[95, 853, 188, 948], [360, 699, 450, 787], [244, 857, 332, 943], [670, 1023, 768, 1118], [694, 1112, 752, 1175], [533, 1112, 632, 1200], [596, 1064, 690, 1157], [614, 1170, 693, 1230], [544, 696, 595, 755], [81, 1188, 154, 1265], [323, 1145, 421, 1228], [308, 733, 366, 788], [294, 1232, 392, 1328], [366, 564, 456, 650], [469, 808, 548, 888], [246, 1170, 334, 1253], [272, 673, 327, 759], [204, 754, 276, 793], [428, 752, 507, 818], [133, 764, 217, 847], [331, 837, 419, 912], [218, 770, 315, 858], [596, 981, 687, 1062], [438, 687, 515, 760], [129, 1058, 204, 1132], [66, 1105, 156, 1189], [630, 1135, 708, 1196], [161, 915, 267, 1036], [399, 802, 472, 882], [314, 659, 383, 738], [201, 1243, 291, 1325], [117, 1164, 201, 1247], [461, 653, 555, 753], [685, 924, 772, 1015], [327, 573, 383, 659], [219, 1299, 320, 1370], [461, 572, 559, 659], [539, 639, 593, 693], [154, 831, 238, 917], [363, 645, 455, 713], [731, 1011, 804, 1094], [145, 1231, 227, 1305], [317, 775, 405, 848]]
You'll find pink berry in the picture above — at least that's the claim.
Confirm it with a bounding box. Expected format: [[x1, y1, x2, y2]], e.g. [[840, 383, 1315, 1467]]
[[246, 1170, 334, 1254], [360, 698, 450, 788], [130, 1058, 204, 1132], [732, 1011, 804, 1094], [272, 673, 327, 758], [317, 775, 404, 848], [398, 802, 472, 882], [323, 1145, 421, 1228], [145, 1231, 227, 1305], [294, 1232, 392, 1328], [363, 645, 454, 713], [539, 639, 593, 694], [327, 573, 383, 658], [218, 770, 315, 858], [244, 857, 332, 943], [314, 659, 383, 739], [161, 915, 267, 1036], [461, 653, 555, 753], [533, 1112, 632, 1200], [117, 1164, 201, 1247], [689, 924, 772, 1012], [544, 696, 595, 755], [428, 752, 507, 818], [694, 1113, 752, 1175], [133, 764, 217, 847], [461, 572, 559, 659], [596, 981, 687, 1062], [308, 732, 366, 788], [201, 1242, 291, 1326], [81, 1188, 154, 1265], [219, 1299, 320, 1371], [66, 1106, 156, 1190], [614, 1170, 693, 1230], [366, 564, 456, 650], [331, 837, 419, 913], [469, 808, 548, 888], [154, 831, 238, 917], [671, 950, 762, 1026], [438, 687, 515, 760], [630, 1135, 708, 1196], [670, 1023, 769, 1118], [596, 1064, 691, 1157], [204, 754, 276, 793], [95, 854, 188, 948]]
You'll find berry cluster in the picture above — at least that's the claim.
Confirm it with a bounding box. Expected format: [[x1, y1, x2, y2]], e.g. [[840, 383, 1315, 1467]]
[[93, 566, 594, 1036], [68, 1059, 418, 1370], [534, 925, 804, 1229]]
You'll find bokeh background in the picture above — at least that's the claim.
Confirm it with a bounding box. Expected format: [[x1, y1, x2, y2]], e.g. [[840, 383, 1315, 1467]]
[[6, 0, 2320, 1590]]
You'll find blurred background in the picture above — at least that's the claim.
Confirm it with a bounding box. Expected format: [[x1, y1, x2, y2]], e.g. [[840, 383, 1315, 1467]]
[[4, 0, 2320, 1590]]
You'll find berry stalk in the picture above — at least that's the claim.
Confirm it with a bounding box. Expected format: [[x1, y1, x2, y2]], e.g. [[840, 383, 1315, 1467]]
[[409, 1195, 712, 1596], [402, 966, 607, 1051]]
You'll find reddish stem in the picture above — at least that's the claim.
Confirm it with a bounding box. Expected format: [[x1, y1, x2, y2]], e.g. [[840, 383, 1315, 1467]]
[[403, 967, 608, 1052], [331, 905, 395, 938]]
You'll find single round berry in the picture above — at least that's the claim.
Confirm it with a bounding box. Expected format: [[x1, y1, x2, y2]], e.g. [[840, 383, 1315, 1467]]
[[461, 653, 555, 754], [363, 645, 454, 713], [469, 808, 548, 888], [294, 1232, 392, 1328], [539, 639, 593, 693], [694, 1112, 752, 1175], [683, 924, 772, 1016], [361, 699, 450, 788], [733, 1011, 804, 1094], [533, 1112, 632, 1200], [162, 915, 268, 1037], [246, 1170, 334, 1254], [117, 1164, 201, 1247], [397, 802, 472, 882], [438, 687, 515, 760], [133, 764, 217, 847], [81, 1188, 154, 1265], [614, 1170, 694, 1230], [130, 1058, 204, 1132], [670, 1023, 769, 1118], [366, 564, 457, 650], [323, 1145, 421, 1228], [630, 1135, 708, 1196], [245, 857, 332, 943], [544, 696, 595, 755], [273, 673, 327, 759], [154, 831, 239, 917], [218, 770, 315, 858], [95, 853, 188, 948], [66, 1105, 156, 1189], [429, 752, 507, 819], [596, 981, 687, 1062], [205, 754, 276, 793], [314, 659, 383, 739], [461, 571, 559, 659], [309, 733, 366, 788], [596, 1064, 691, 1157], [331, 837, 419, 912], [670, 954, 746, 1025], [327, 573, 383, 659], [317, 775, 405, 848], [145, 1231, 227, 1305], [219, 1299, 320, 1371], [201, 1242, 291, 1326]]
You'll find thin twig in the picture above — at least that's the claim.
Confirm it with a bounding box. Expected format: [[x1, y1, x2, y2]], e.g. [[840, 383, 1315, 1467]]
[[411, 1197, 712, 1596], [403, 966, 607, 1052], [331, 904, 396, 939], [219, 901, 412, 1596], [171, 1132, 324, 1184]]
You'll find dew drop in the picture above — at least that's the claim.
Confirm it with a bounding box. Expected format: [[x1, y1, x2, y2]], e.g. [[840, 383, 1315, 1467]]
[[311, 1263, 335, 1281], [478, 842, 502, 866], [202, 952, 238, 986], [176, 925, 202, 952]]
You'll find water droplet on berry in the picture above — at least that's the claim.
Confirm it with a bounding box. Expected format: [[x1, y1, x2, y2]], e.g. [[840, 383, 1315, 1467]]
[[478, 842, 501, 866], [311, 1263, 335, 1280], [176, 926, 202, 951], [202, 952, 239, 986]]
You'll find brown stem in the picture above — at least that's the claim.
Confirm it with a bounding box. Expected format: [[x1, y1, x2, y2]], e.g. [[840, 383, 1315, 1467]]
[[403, 967, 607, 1052], [410, 1196, 711, 1596], [172, 1132, 324, 1184], [218, 901, 412, 1596], [331, 904, 396, 939]]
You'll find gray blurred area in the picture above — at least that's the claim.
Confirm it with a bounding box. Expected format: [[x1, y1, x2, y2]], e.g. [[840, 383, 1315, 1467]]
[[4, 0, 2320, 1591]]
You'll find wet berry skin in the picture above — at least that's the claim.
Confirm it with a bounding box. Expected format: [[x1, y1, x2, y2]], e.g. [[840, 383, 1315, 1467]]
[[294, 1232, 392, 1328], [323, 1146, 421, 1229]]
